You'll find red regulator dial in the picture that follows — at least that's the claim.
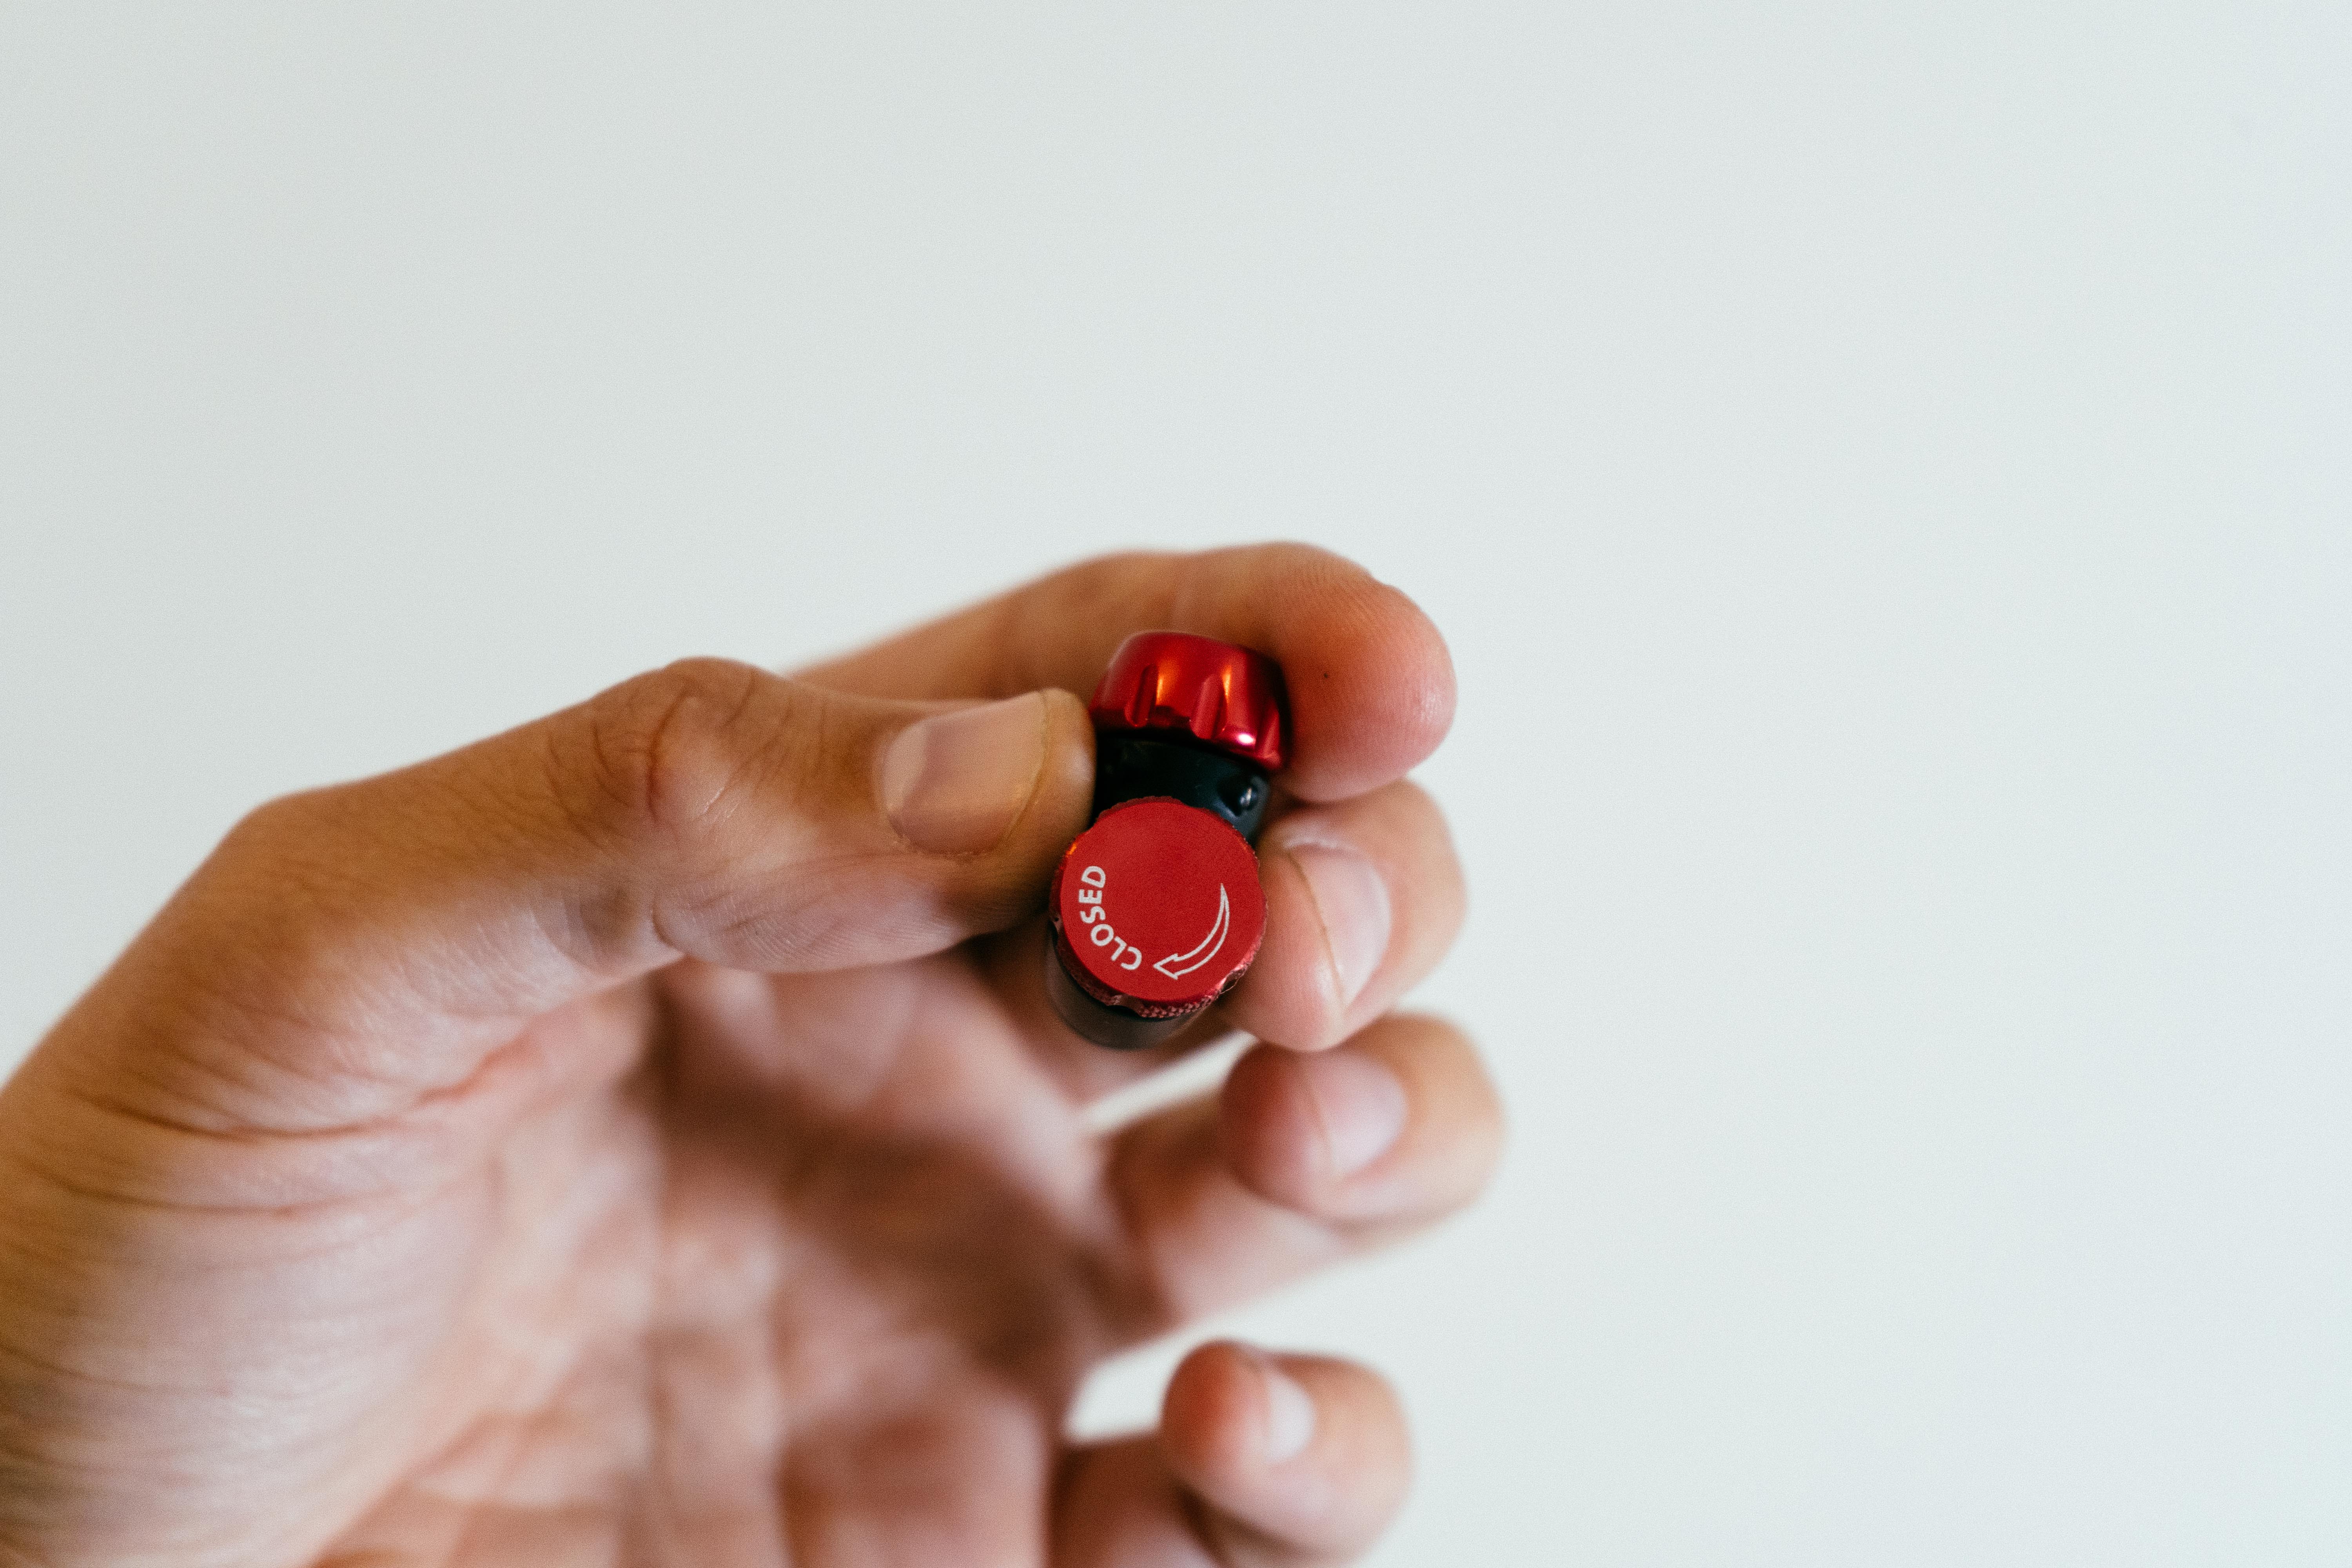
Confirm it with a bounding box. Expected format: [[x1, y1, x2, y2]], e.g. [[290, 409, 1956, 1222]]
[[1045, 630, 1289, 1050], [1050, 799, 1268, 1019], [1089, 631, 1287, 771]]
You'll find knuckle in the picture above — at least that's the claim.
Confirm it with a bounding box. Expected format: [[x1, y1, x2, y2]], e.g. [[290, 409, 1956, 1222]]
[[577, 657, 773, 843], [1448, 1048, 1509, 1200], [1385, 1013, 1505, 1208], [211, 789, 377, 914], [215, 788, 309, 860]]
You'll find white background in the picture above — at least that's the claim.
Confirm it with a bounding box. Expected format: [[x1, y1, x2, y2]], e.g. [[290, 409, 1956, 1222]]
[[4, 4, 2347, 1563]]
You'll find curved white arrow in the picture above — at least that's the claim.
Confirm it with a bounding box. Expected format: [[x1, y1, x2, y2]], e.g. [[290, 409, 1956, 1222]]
[[1153, 885, 1232, 980]]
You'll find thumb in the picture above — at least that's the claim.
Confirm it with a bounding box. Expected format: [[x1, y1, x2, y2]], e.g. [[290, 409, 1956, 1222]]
[[34, 658, 1094, 1132]]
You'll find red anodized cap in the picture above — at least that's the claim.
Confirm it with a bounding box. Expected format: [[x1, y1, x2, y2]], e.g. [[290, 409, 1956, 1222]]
[[1089, 632, 1288, 771], [1050, 799, 1269, 1019]]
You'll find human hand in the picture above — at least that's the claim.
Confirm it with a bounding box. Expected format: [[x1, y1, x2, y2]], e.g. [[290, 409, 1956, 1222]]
[[0, 545, 1498, 1567]]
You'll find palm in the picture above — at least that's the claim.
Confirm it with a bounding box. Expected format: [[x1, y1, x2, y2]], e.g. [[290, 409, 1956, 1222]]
[[321, 938, 1221, 1563]]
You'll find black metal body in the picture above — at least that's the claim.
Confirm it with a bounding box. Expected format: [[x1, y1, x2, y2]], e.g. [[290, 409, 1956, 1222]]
[[1091, 734, 1271, 840]]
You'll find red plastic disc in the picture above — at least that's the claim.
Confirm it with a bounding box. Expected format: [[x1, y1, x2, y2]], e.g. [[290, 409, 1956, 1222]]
[[1050, 799, 1267, 1018]]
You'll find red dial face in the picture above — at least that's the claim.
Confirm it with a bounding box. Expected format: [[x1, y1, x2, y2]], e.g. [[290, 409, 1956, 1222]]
[[1051, 799, 1268, 1016]]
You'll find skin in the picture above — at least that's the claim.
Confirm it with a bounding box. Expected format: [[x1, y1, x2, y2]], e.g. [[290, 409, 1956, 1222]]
[[0, 545, 1500, 1568]]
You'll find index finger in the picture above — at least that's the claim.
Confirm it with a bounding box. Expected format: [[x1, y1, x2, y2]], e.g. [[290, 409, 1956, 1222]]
[[796, 544, 1455, 802]]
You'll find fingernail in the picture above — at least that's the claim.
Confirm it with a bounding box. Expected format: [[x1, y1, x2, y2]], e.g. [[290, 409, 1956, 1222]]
[[1256, 1356, 1318, 1463], [1283, 841, 1394, 1011], [1301, 1050, 1408, 1179], [881, 693, 1047, 854]]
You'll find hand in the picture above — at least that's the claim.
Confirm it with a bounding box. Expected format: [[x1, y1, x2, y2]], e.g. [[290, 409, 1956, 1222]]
[[0, 545, 1499, 1568]]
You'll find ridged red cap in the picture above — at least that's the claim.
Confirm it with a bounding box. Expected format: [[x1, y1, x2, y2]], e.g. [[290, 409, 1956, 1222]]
[[1050, 799, 1268, 1019], [1088, 632, 1287, 771]]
